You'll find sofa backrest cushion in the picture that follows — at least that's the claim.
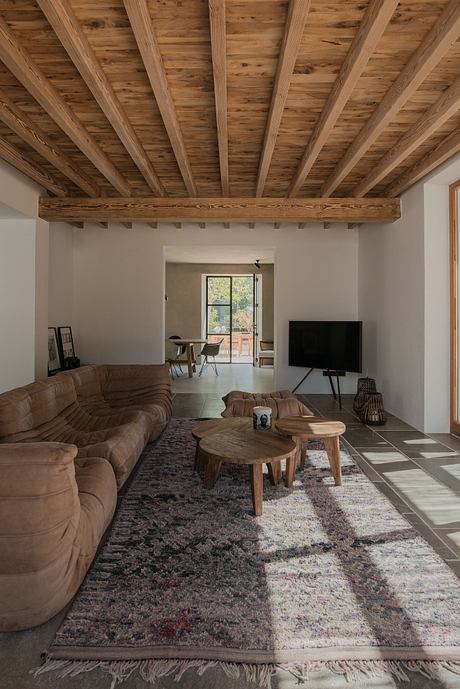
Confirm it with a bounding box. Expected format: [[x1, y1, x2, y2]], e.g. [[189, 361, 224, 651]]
[[0, 376, 77, 439], [222, 389, 296, 405], [68, 366, 103, 402], [222, 396, 313, 419]]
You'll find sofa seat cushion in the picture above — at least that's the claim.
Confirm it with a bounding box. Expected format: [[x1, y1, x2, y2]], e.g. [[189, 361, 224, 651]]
[[0, 444, 116, 631]]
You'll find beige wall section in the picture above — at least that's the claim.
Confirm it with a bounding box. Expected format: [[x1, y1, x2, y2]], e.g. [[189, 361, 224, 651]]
[[165, 263, 274, 342]]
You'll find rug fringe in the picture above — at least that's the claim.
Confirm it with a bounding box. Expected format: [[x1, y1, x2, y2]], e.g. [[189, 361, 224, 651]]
[[31, 657, 460, 687]]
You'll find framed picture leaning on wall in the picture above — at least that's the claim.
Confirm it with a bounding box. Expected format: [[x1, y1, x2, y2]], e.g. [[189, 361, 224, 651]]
[[48, 327, 61, 373], [57, 326, 75, 361]]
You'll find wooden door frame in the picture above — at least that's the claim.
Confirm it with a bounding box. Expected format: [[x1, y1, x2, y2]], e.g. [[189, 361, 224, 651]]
[[450, 179, 460, 434]]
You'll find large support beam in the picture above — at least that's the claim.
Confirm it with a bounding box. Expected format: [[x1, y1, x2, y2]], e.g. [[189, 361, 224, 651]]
[[0, 93, 99, 197], [385, 128, 460, 198], [209, 0, 229, 196], [0, 136, 68, 196], [0, 18, 131, 195], [288, 0, 398, 197], [36, 0, 164, 196], [39, 196, 401, 223], [256, 0, 311, 197], [123, 0, 197, 196], [354, 75, 460, 196], [321, 0, 460, 197]]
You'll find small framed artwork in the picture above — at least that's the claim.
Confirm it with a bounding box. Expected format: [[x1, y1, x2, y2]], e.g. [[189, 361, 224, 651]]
[[48, 327, 61, 373], [58, 326, 75, 361]]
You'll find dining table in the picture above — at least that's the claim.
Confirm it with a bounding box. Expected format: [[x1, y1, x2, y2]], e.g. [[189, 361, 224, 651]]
[[172, 338, 209, 378]]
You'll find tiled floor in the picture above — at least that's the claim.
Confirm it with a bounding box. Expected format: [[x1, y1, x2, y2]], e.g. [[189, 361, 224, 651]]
[[1, 392, 460, 689]]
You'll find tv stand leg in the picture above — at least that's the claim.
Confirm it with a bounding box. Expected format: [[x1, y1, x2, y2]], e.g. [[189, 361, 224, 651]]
[[292, 367, 314, 394], [327, 372, 337, 399], [336, 375, 342, 410]]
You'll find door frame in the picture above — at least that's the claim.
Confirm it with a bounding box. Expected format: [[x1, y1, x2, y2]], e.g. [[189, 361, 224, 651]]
[[203, 273, 260, 364], [450, 179, 460, 434]]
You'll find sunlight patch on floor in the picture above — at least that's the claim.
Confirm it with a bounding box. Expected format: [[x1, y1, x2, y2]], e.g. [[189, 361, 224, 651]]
[[360, 450, 409, 464]]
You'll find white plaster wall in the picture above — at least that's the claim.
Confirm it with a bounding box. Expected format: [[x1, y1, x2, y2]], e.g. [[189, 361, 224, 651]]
[[71, 223, 359, 392], [358, 184, 425, 430], [48, 222, 75, 332], [35, 218, 49, 380], [0, 159, 42, 218], [0, 220, 37, 392]]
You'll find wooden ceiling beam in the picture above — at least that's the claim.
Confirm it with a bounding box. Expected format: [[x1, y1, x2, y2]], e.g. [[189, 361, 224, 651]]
[[321, 0, 460, 197], [0, 93, 99, 197], [288, 0, 398, 197], [385, 127, 460, 198], [0, 135, 68, 196], [209, 0, 229, 196], [123, 0, 197, 196], [256, 0, 311, 197], [0, 17, 130, 196], [39, 196, 401, 224], [354, 74, 460, 196], [36, 0, 164, 196]]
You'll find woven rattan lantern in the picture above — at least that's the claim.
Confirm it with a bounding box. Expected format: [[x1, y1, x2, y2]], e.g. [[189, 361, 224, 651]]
[[353, 377, 377, 414], [361, 392, 387, 426]]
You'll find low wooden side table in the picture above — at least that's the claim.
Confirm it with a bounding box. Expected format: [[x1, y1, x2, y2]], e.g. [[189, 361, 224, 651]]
[[191, 417, 252, 472], [198, 428, 296, 516], [275, 416, 346, 486]]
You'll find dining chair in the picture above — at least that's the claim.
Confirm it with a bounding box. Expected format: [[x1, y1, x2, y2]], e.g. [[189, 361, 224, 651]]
[[165, 339, 182, 378], [199, 338, 223, 377], [168, 335, 187, 373]]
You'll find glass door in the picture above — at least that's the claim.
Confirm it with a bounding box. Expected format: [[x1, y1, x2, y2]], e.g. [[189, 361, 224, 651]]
[[206, 275, 255, 363]]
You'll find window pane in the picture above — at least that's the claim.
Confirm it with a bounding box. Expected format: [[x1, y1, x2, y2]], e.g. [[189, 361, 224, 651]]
[[207, 277, 230, 305], [232, 276, 254, 334], [207, 305, 230, 334]]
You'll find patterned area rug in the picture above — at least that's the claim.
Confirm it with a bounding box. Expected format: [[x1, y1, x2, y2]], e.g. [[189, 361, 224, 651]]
[[35, 419, 460, 687]]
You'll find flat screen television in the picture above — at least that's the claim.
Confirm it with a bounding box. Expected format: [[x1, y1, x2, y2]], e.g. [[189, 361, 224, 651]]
[[289, 321, 362, 372]]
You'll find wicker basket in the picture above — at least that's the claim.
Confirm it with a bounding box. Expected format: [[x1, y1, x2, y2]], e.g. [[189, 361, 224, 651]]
[[353, 377, 377, 414], [360, 392, 387, 426]]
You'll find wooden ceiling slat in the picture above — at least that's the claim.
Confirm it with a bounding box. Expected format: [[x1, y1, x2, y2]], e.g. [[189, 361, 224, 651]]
[[123, 0, 197, 197], [0, 92, 99, 197], [0, 135, 68, 196], [0, 17, 131, 196], [36, 0, 165, 197], [354, 74, 460, 196], [255, 0, 311, 197], [288, 0, 399, 198], [321, 0, 460, 197], [385, 127, 460, 198], [209, 0, 229, 196], [38, 195, 401, 223]]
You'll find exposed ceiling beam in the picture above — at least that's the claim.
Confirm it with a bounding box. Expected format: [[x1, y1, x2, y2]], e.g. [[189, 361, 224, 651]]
[[0, 17, 130, 196], [321, 0, 460, 197], [288, 0, 398, 197], [256, 0, 311, 197], [385, 127, 460, 198], [0, 135, 68, 196], [39, 196, 401, 224], [0, 93, 99, 197], [123, 0, 197, 196], [354, 74, 460, 196], [36, 0, 164, 197], [209, 0, 229, 196]]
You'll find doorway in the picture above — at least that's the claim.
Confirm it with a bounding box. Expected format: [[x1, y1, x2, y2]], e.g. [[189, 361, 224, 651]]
[[205, 274, 260, 364]]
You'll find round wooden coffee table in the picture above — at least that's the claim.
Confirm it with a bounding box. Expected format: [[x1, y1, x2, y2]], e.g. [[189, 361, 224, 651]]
[[275, 416, 346, 485], [191, 417, 252, 472], [199, 427, 296, 516]]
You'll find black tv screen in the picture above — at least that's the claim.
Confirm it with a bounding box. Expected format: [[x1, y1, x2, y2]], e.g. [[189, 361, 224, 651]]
[[289, 321, 362, 372]]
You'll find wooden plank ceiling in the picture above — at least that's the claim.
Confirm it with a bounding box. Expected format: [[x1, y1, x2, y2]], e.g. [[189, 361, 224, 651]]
[[0, 0, 459, 224]]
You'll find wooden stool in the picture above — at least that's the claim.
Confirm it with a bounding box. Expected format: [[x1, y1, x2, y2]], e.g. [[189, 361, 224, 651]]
[[275, 416, 346, 485]]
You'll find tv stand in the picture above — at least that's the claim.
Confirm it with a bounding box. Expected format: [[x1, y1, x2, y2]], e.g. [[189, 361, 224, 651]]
[[292, 369, 345, 409]]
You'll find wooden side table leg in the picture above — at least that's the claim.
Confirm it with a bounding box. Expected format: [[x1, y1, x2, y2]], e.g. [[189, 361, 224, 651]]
[[249, 463, 264, 516], [285, 452, 296, 488], [267, 460, 281, 485], [204, 457, 222, 489], [324, 436, 342, 486], [194, 442, 207, 473]]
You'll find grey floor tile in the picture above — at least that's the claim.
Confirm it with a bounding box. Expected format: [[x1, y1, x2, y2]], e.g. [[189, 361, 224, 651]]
[[378, 430, 456, 458], [429, 433, 460, 452], [352, 454, 385, 482], [373, 481, 414, 515], [403, 513, 459, 560], [366, 417, 415, 432], [434, 529, 460, 559], [343, 427, 390, 448]]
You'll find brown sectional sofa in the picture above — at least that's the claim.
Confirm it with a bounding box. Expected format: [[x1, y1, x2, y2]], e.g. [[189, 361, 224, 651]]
[[0, 364, 171, 631]]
